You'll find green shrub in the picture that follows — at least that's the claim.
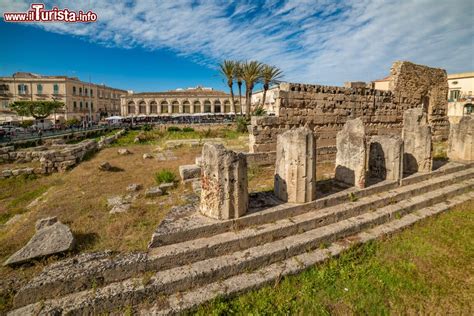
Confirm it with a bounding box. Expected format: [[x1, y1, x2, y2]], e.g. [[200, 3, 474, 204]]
[[167, 126, 181, 132], [65, 118, 80, 127], [154, 169, 177, 184], [142, 124, 152, 132], [252, 106, 267, 116], [182, 127, 195, 132], [236, 116, 249, 133]]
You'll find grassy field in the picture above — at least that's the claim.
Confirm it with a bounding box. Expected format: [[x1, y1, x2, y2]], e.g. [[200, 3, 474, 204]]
[[195, 200, 474, 315]]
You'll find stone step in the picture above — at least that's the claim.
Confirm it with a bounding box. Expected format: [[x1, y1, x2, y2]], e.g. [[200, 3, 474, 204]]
[[149, 162, 472, 247], [9, 180, 473, 315], [145, 167, 474, 272], [12, 166, 474, 308], [141, 191, 474, 315]]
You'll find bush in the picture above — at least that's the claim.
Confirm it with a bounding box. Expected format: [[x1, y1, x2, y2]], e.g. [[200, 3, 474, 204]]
[[65, 118, 80, 128], [154, 169, 177, 184], [182, 127, 195, 132], [142, 124, 152, 132], [236, 116, 249, 133], [167, 126, 181, 132], [252, 106, 266, 116], [19, 120, 34, 128]]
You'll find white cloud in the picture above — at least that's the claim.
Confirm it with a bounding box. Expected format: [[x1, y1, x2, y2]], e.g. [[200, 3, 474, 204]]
[[1, 0, 473, 85]]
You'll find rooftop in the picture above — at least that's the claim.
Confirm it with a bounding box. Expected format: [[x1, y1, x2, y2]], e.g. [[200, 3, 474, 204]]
[[447, 72, 474, 80], [129, 86, 229, 97]]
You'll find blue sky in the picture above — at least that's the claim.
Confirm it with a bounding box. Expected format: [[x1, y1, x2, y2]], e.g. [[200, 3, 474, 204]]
[[1, 0, 473, 93]]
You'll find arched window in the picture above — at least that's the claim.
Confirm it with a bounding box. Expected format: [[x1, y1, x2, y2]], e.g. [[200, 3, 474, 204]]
[[150, 101, 158, 114], [214, 100, 221, 113], [193, 101, 201, 113], [204, 100, 211, 113], [183, 101, 191, 113], [172, 101, 180, 113], [224, 100, 231, 113], [139, 101, 146, 114], [37, 84, 43, 94], [161, 101, 169, 113], [128, 101, 135, 114]]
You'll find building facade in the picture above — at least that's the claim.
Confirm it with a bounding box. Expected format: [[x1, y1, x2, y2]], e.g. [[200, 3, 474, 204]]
[[251, 86, 279, 115], [121, 87, 244, 116], [447, 72, 473, 118], [0, 72, 127, 123]]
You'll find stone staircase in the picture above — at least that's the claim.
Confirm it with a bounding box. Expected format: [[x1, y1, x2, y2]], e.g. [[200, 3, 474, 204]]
[[8, 162, 474, 316]]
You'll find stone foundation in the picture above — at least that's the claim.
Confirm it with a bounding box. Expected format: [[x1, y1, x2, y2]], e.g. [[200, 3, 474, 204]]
[[335, 118, 367, 188], [448, 116, 474, 161], [200, 143, 248, 220], [274, 127, 316, 203], [402, 108, 432, 173]]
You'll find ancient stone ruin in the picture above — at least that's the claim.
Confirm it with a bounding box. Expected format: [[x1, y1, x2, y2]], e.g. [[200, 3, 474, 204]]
[[367, 135, 404, 183], [335, 118, 367, 188], [274, 126, 317, 203], [249, 61, 448, 163], [448, 116, 474, 161], [200, 143, 248, 219], [402, 108, 432, 174]]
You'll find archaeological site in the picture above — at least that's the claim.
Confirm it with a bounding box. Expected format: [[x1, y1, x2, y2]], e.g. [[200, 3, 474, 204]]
[[0, 60, 472, 315]]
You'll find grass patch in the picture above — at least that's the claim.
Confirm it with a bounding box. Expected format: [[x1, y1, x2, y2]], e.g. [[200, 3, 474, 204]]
[[196, 200, 474, 315], [154, 169, 177, 185]]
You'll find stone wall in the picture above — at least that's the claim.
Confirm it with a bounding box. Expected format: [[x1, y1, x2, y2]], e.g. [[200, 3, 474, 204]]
[[249, 61, 449, 160]]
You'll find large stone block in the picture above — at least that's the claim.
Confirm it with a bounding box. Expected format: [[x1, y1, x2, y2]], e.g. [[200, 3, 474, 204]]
[[367, 135, 403, 182], [200, 144, 248, 220], [274, 127, 316, 203], [448, 116, 474, 161], [402, 108, 432, 174], [335, 118, 366, 188]]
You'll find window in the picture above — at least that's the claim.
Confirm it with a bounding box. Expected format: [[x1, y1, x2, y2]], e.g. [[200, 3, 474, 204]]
[[80, 101, 83, 109], [18, 84, 28, 95], [85, 88, 88, 96], [0, 84, 9, 94], [79, 87, 82, 95], [85, 102, 88, 109], [73, 101, 77, 109], [450, 90, 460, 101], [90, 89, 93, 97], [37, 84, 43, 94], [53, 84, 59, 94], [73, 86, 76, 95], [465, 104, 473, 115], [91, 102, 93, 110]]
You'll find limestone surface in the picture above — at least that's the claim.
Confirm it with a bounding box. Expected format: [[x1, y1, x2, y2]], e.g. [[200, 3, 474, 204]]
[[448, 116, 474, 161], [274, 126, 316, 203], [335, 118, 367, 188], [367, 135, 404, 182], [402, 108, 432, 173], [117, 148, 131, 155], [145, 187, 163, 198], [179, 164, 201, 182], [4, 217, 75, 266], [98, 161, 112, 171], [200, 143, 248, 220]]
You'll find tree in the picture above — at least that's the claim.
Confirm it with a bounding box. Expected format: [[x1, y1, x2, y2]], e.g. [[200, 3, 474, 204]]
[[260, 64, 283, 108], [241, 60, 263, 119], [234, 61, 244, 115], [218, 60, 236, 114], [10, 100, 64, 120]]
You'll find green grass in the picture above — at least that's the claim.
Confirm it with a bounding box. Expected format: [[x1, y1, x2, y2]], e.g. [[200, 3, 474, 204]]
[[154, 169, 177, 185], [194, 201, 474, 315]]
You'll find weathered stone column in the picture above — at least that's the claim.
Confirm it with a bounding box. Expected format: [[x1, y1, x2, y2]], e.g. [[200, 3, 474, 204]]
[[335, 118, 367, 188], [448, 116, 474, 161], [402, 108, 432, 174], [367, 135, 404, 182], [200, 143, 248, 220], [274, 126, 316, 203]]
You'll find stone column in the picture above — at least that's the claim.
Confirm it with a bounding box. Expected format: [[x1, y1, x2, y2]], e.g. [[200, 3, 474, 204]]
[[367, 135, 404, 182], [274, 126, 316, 203], [200, 143, 248, 220], [168, 103, 172, 114], [448, 116, 473, 161], [179, 101, 183, 114], [201, 102, 205, 113], [190, 100, 195, 114], [402, 108, 432, 174], [335, 118, 367, 188], [145, 102, 150, 115], [211, 101, 215, 113]]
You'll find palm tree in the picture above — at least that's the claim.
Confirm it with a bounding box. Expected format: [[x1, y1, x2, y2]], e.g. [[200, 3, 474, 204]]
[[241, 60, 263, 119], [218, 60, 236, 114], [260, 64, 283, 108], [234, 61, 244, 115]]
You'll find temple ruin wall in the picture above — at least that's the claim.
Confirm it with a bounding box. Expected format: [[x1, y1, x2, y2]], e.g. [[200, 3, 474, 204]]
[[249, 61, 449, 161]]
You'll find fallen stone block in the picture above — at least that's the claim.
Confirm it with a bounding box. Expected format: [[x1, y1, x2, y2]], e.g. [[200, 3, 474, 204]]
[[179, 164, 201, 182], [98, 161, 113, 171], [118, 149, 131, 155], [158, 183, 175, 193], [3, 217, 75, 266], [126, 183, 142, 192], [145, 187, 163, 198], [143, 153, 153, 159]]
